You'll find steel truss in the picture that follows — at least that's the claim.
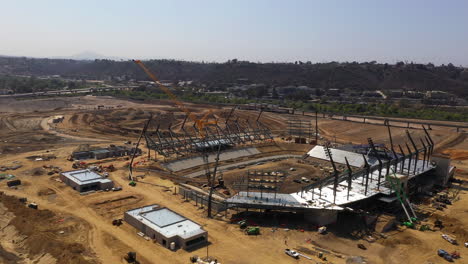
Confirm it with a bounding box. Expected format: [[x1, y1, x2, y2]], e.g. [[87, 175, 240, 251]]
[[144, 109, 274, 158]]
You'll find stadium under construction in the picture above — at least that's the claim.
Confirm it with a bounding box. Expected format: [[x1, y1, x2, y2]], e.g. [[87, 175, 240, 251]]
[[138, 109, 455, 227]]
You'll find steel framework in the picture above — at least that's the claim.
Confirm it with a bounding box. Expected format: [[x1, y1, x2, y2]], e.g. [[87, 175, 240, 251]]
[[143, 109, 274, 158], [301, 126, 436, 203]]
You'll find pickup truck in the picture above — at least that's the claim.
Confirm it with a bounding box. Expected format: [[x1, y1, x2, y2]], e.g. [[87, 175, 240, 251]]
[[285, 249, 299, 259]]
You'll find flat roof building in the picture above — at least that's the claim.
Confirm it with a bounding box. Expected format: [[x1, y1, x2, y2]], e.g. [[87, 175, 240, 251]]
[[124, 205, 207, 250], [60, 169, 114, 192]]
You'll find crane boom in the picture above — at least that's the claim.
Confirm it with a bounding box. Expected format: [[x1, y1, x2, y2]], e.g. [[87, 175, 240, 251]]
[[134, 60, 196, 119], [133, 59, 215, 136]]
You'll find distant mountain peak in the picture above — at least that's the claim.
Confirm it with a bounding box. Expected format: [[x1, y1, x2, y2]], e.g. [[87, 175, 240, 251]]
[[71, 51, 106, 60]]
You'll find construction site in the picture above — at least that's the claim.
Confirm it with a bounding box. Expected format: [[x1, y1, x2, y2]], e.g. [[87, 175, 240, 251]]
[[0, 62, 468, 264]]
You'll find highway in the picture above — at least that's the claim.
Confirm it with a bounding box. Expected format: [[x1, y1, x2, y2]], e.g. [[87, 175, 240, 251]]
[[0, 85, 135, 98]]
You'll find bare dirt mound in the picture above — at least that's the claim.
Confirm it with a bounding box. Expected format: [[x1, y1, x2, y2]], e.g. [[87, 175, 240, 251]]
[[0, 194, 97, 264]]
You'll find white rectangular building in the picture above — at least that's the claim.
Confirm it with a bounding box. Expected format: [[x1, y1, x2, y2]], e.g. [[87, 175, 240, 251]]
[[124, 205, 207, 250], [60, 169, 114, 192]]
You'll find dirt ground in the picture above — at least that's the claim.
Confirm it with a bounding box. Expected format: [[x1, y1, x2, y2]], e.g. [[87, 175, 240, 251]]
[[0, 96, 467, 264]]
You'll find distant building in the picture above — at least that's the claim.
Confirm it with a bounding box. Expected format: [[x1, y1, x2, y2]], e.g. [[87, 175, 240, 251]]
[[388, 90, 404, 98], [405, 91, 425, 99], [277, 86, 316, 97], [326, 88, 340, 96], [60, 169, 114, 192], [0, 89, 13, 95], [124, 205, 208, 250], [362, 91, 382, 98], [425, 90, 453, 100], [236, 78, 250, 85]]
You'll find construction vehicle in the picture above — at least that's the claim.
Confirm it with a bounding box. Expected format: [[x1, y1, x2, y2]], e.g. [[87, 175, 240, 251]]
[[318, 226, 327, 234], [124, 251, 138, 263], [237, 220, 247, 229], [285, 249, 299, 259], [357, 244, 367, 250], [245, 227, 260, 235], [112, 219, 123, 226]]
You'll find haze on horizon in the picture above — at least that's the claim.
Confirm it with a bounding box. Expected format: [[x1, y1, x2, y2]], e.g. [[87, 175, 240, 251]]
[[1, 0, 467, 66]]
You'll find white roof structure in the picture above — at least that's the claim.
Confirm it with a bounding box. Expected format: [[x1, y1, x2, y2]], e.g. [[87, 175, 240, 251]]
[[61, 169, 112, 185], [228, 147, 435, 211], [126, 205, 205, 239], [307, 145, 369, 167]]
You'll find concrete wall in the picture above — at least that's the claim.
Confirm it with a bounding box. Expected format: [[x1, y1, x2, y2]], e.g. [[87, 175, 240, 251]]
[[99, 180, 114, 190], [178, 186, 227, 213], [432, 156, 452, 186], [60, 174, 80, 191]]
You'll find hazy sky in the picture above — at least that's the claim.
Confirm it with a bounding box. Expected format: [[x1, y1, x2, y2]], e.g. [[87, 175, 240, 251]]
[[1, 0, 467, 65]]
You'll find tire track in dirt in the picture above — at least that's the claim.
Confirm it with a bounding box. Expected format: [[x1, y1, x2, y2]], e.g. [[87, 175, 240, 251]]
[[434, 132, 467, 153], [0, 116, 16, 131]]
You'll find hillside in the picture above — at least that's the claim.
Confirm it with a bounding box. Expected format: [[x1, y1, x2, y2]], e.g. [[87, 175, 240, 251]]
[[1, 57, 467, 98]]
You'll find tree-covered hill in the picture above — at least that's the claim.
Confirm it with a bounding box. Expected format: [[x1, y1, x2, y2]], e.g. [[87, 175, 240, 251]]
[[1, 56, 467, 98]]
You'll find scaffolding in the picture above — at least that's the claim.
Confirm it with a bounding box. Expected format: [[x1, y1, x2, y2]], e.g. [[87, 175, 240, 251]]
[[288, 118, 312, 142], [232, 170, 286, 200]]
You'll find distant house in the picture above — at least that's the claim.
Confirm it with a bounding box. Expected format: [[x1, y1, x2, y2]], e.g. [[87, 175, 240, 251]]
[[425, 91, 453, 100], [388, 90, 404, 98], [362, 91, 382, 98], [405, 91, 425, 99], [0, 89, 13, 95], [326, 88, 340, 96], [236, 78, 250, 85]]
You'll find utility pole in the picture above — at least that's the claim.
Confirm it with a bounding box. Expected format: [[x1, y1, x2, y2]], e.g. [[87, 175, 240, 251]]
[[315, 110, 318, 143]]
